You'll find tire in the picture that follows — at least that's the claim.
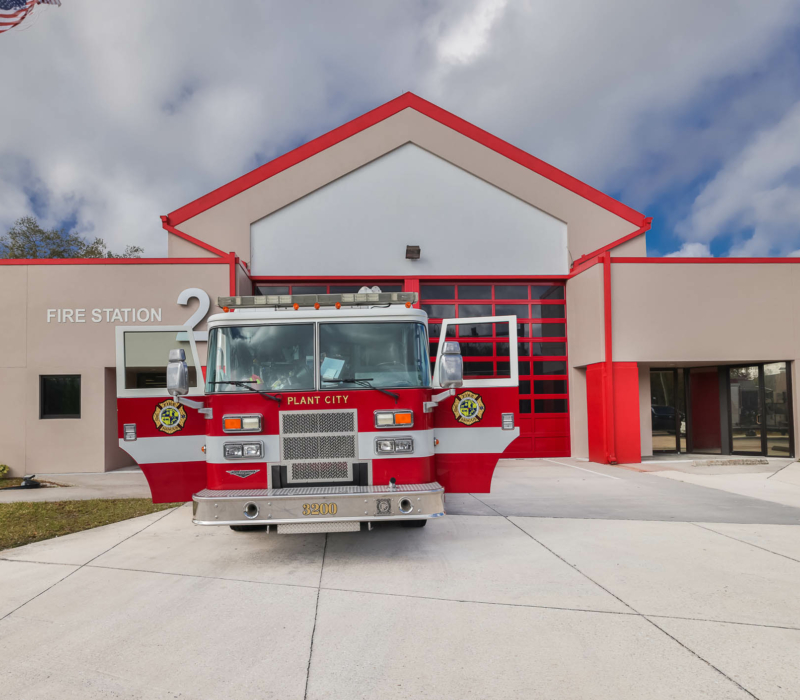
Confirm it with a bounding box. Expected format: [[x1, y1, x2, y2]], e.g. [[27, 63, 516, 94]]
[[401, 519, 427, 528], [229, 525, 268, 532]]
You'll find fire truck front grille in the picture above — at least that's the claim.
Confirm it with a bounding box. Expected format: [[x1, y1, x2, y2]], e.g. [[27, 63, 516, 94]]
[[281, 411, 355, 435], [282, 435, 357, 460], [289, 462, 350, 483], [279, 409, 360, 484]]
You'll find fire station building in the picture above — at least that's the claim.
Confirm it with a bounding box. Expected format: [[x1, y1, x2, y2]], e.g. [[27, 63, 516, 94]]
[[1, 93, 797, 477]]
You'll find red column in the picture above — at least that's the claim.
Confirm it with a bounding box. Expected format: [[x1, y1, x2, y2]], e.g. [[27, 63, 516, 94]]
[[587, 362, 641, 464]]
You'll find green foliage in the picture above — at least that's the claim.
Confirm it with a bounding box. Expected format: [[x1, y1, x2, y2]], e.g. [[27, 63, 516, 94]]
[[0, 216, 144, 259], [0, 464, 9, 478]]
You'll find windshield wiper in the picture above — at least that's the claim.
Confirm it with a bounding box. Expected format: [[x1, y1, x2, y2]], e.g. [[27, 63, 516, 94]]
[[208, 380, 282, 404], [324, 377, 399, 403]]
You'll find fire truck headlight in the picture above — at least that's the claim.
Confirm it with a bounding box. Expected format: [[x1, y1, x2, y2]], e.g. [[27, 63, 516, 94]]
[[243, 443, 263, 458], [376, 439, 395, 453], [224, 444, 244, 458], [394, 438, 414, 453]]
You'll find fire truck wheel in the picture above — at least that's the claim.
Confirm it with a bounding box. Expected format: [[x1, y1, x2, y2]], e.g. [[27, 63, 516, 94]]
[[229, 525, 268, 532], [400, 519, 427, 528]]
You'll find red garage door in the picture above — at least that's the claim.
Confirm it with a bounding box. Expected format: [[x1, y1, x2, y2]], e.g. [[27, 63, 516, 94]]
[[421, 281, 569, 458]]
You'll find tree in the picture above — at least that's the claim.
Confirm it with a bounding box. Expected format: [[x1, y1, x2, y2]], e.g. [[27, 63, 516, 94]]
[[0, 216, 144, 259]]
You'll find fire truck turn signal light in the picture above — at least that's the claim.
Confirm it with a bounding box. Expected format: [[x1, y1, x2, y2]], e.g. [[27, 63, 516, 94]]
[[217, 292, 418, 309], [375, 410, 414, 428], [223, 415, 262, 433]]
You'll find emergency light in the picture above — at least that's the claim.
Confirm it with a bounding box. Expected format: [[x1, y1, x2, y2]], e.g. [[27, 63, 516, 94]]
[[218, 291, 418, 310]]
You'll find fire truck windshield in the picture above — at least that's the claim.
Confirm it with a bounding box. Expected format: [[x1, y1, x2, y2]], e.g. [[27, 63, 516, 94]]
[[319, 322, 430, 389], [207, 324, 315, 392]]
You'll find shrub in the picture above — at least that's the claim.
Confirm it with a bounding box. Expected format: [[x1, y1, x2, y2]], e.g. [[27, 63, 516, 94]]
[[0, 465, 9, 478]]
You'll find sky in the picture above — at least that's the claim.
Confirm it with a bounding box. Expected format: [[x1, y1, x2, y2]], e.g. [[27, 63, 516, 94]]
[[2, 0, 800, 258]]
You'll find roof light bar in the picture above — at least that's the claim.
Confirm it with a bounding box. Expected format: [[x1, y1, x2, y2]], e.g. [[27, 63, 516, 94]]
[[218, 292, 418, 309]]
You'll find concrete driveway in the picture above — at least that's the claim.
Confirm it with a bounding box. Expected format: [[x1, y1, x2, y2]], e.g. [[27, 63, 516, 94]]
[[2, 461, 800, 699]]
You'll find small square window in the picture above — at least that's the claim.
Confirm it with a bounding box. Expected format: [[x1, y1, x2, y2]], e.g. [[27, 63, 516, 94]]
[[422, 304, 455, 319], [292, 285, 328, 294], [421, 285, 455, 300], [535, 399, 568, 413], [519, 399, 532, 414], [458, 285, 492, 300], [519, 380, 531, 394], [256, 285, 289, 295], [495, 285, 528, 299], [531, 305, 565, 319], [40, 375, 81, 419], [531, 285, 565, 300], [534, 361, 567, 375]]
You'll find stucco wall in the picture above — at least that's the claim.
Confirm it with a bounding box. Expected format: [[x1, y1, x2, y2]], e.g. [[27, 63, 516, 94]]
[[612, 263, 800, 363], [178, 108, 641, 267], [566, 263, 606, 460], [250, 144, 569, 276], [0, 262, 229, 476], [566, 263, 605, 368]]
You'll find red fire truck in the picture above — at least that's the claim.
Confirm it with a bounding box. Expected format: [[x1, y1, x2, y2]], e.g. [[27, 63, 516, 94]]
[[115, 291, 520, 533]]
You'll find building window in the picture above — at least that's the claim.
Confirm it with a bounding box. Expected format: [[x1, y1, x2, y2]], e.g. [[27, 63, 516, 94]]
[[40, 375, 81, 419]]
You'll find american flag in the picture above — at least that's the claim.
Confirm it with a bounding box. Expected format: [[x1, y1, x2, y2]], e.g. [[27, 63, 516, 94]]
[[0, 0, 60, 34]]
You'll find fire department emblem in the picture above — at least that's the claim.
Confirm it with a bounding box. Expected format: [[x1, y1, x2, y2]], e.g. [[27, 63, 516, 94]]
[[452, 391, 485, 426], [153, 399, 187, 435]]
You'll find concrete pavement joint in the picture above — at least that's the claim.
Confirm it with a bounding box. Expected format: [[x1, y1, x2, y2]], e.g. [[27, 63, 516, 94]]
[[646, 613, 800, 633], [543, 458, 622, 480], [472, 496, 762, 700], [85, 563, 321, 591], [766, 460, 798, 480], [0, 505, 181, 625], [304, 533, 328, 700], [691, 522, 800, 565]]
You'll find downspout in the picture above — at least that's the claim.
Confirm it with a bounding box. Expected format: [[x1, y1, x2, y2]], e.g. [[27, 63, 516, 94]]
[[602, 252, 618, 464]]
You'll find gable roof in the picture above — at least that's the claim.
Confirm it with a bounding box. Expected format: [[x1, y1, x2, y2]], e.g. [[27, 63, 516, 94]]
[[166, 92, 646, 228]]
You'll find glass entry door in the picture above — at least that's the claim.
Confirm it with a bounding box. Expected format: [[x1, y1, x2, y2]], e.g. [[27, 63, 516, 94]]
[[651, 369, 686, 453], [729, 363, 793, 456]]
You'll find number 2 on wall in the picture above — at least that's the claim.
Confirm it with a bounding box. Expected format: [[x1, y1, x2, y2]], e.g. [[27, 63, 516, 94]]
[[177, 288, 210, 341]]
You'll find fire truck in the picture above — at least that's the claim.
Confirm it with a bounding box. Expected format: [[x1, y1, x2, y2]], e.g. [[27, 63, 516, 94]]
[[115, 291, 520, 533]]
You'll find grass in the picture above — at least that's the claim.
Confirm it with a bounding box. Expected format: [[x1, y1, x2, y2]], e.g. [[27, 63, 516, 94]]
[[0, 499, 182, 551]]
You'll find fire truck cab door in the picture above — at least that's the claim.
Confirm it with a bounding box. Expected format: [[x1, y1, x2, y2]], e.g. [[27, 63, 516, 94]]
[[115, 326, 206, 503], [432, 315, 520, 493]]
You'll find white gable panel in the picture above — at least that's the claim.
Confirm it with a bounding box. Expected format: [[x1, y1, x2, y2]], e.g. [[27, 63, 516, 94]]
[[250, 144, 568, 276]]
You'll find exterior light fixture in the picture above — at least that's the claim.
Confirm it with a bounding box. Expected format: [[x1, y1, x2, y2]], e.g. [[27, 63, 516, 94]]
[[406, 245, 421, 260]]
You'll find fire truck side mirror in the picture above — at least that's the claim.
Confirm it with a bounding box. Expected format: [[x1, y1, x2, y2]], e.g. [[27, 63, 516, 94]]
[[440, 341, 463, 389], [167, 349, 190, 397]]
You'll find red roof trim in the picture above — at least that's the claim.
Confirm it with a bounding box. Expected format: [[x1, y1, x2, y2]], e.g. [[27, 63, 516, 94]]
[[612, 257, 800, 264], [167, 92, 647, 227], [0, 258, 229, 266], [161, 216, 227, 257], [572, 218, 652, 268]]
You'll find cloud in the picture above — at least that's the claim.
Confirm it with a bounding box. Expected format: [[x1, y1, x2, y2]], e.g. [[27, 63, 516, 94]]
[[676, 101, 800, 256], [665, 242, 712, 258], [1, 0, 800, 257]]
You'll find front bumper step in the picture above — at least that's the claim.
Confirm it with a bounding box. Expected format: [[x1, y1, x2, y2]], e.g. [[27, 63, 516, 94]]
[[192, 482, 445, 526]]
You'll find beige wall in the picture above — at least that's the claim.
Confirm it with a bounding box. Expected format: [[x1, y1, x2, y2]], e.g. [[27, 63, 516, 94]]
[[569, 367, 589, 460], [610, 235, 646, 258], [0, 266, 27, 368], [167, 233, 220, 258], [613, 262, 800, 459], [176, 108, 642, 267], [0, 262, 229, 476], [612, 263, 800, 363], [566, 263, 605, 368], [236, 262, 252, 295], [566, 264, 606, 460]]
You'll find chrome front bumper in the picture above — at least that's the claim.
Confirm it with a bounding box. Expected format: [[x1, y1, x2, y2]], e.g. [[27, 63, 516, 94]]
[[192, 482, 446, 526]]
